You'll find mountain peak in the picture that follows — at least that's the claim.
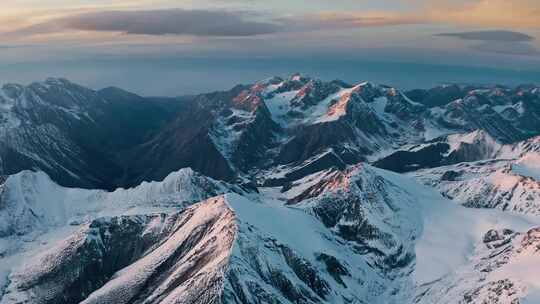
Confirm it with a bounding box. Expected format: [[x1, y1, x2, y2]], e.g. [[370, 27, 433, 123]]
[[289, 72, 307, 82], [43, 77, 72, 87]]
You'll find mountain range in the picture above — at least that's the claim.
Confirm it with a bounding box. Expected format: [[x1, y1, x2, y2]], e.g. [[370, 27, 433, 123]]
[[1, 74, 540, 303]]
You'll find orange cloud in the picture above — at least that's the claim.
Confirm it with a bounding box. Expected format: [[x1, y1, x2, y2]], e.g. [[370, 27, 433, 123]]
[[2, 0, 539, 45], [288, 0, 540, 30], [276, 0, 539, 35], [295, 11, 424, 28], [418, 0, 540, 28]]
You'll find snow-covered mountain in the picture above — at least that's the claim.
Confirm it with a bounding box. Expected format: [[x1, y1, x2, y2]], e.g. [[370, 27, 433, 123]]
[[416, 226, 540, 303], [2, 164, 540, 303], [383, 130, 540, 215], [375, 130, 540, 173], [410, 152, 540, 215], [3, 197, 237, 304], [1, 75, 540, 303], [2, 76, 539, 189], [0, 168, 242, 242], [130, 74, 540, 187], [0, 78, 180, 189]]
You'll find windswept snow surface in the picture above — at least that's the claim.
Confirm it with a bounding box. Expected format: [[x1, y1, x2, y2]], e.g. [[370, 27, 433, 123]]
[[226, 193, 335, 259], [372, 167, 540, 285], [512, 153, 540, 182], [411, 153, 540, 215], [0, 168, 235, 237]]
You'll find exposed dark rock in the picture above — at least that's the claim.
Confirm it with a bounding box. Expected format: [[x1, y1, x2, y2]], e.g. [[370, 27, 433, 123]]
[[279, 246, 330, 299], [264, 152, 346, 187], [441, 170, 461, 181], [316, 253, 350, 287], [373, 143, 450, 173], [406, 85, 466, 108]]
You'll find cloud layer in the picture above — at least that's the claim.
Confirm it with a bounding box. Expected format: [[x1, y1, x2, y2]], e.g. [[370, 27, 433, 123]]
[[422, 0, 540, 28], [436, 30, 538, 55], [436, 31, 534, 42], [4, 1, 539, 42], [4, 9, 428, 40], [8, 9, 283, 37]]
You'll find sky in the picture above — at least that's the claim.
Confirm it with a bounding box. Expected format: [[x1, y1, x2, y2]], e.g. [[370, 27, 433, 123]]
[[1, 0, 539, 95]]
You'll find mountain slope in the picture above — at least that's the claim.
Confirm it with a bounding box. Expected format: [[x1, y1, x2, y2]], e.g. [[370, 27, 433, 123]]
[[3, 76, 539, 190], [3, 197, 236, 304], [2, 75, 540, 304], [411, 154, 540, 215], [2, 164, 540, 303], [0, 168, 240, 242], [416, 227, 540, 304], [374, 131, 540, 173], [0, 78, 181, 189]]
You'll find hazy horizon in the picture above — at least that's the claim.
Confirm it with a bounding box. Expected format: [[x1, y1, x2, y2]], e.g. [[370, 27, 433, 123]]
[[2, 56, 539, 97], [1, 0, 539, 95]]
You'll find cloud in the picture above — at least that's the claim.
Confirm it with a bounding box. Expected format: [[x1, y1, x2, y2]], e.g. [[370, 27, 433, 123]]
[[277, 0, 540, 32], [278, 12, 424, 31], [4, 9, 428, 40], [5, 2, 540, 42], [473, 42, 539, 55], [436, 30, 538, 56], [421, 0, 540, 28], [0, 44, 36, 49], [435, 30, 534, 42], [7, 9, 283, 38]]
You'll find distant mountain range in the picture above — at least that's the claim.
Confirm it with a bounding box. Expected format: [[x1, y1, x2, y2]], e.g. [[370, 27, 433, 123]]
[[1, 74, 540, 303]]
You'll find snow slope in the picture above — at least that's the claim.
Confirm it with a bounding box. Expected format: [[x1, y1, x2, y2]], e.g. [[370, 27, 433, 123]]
[[374, 167, 540, 285], [0, 168, 238, 239], [0, 168, 241, 299], [3, 197, 237, 304], [416, 227, 540, 304], [512, 152, 540, 182], [2, 165, 540, 303], [411, 156, 540, 215]]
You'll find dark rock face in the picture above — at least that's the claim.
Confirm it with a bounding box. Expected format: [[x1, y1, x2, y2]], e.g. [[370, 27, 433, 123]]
[[289, 79, 342, 109], [0, 79, 181, 190], [6, 215, 159, 303], [315, 254, 350, 287], [373, 143, 451, 173], [441, 170, 462, 181], [434, 87, 540, 143], [279, 246, 330, 299], [383, 90, 425, 121], [406, 85, 467, 108], [277, 121, 366, 167], [373, 128, 519, 173], [348, 100, 389, 138], [124, 101, 236, 186], [229, 97, 281, 172], [483, 229, 516, 249], [264, 152, 346, 187], [125, 83, 283, 186]]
